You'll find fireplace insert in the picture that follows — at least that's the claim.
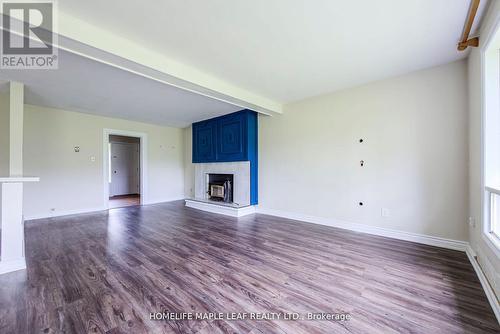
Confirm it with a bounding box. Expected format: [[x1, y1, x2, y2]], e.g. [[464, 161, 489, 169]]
[[207, 173, 233, 203]]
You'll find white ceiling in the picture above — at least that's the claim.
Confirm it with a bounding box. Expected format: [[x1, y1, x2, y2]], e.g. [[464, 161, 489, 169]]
[[60, 0, 487, 103], [0, 50, 242, 128]]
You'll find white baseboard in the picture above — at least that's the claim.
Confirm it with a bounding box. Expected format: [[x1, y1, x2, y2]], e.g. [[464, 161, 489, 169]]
[[0, 258, 26, 275], [185, 200, 256, 217], [466, 246, 500, 323], [25, 197, 187, 221], [146, 197, 185, 205], [25, 206, 107, 221], [256, 207, 469, 251]]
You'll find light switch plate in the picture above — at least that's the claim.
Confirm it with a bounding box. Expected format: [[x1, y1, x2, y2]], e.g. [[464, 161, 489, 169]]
[[381, 208, 391, 217]]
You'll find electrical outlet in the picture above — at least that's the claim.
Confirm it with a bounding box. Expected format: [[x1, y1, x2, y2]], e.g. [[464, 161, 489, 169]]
[[468, 217, 476, 228], [381, 208, 391, 217], [90, 156, 96, 162]]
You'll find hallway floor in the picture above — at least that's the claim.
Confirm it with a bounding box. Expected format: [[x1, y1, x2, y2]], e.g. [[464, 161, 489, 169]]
[[109, 194, 140, 209]]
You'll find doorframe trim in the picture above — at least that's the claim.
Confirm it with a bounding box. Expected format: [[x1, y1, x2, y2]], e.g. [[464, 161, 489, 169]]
[[103, 129, 148, 209]]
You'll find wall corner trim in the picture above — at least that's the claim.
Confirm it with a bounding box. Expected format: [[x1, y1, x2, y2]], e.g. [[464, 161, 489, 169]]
[[466, 245, 500, 323]]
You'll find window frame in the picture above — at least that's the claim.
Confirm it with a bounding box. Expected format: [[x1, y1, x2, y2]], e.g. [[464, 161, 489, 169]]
[[485, 187, 500, 247], [481, 15, 500, 255]]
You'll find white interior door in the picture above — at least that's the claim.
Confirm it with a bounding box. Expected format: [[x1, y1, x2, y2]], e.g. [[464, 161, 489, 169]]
[[110, 142, 140, 197]]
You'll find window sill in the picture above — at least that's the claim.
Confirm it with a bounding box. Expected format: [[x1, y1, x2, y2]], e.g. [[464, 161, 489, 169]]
[[485, 186, 500, 195], [482, 231, 500, 259]]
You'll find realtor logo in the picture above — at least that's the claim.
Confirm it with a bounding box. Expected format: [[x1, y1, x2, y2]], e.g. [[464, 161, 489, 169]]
[[1, 0, 58, 69]]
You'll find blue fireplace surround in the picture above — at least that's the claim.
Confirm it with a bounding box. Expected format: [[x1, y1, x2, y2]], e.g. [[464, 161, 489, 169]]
[[192, 109, 258, 205]]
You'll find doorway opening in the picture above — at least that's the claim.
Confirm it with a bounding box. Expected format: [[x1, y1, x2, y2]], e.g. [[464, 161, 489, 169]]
[[108, 134, 141, 209]]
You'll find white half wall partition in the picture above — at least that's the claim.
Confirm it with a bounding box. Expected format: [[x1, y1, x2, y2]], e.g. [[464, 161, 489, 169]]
[[0, 177, 39, 275], [0, 82, 40, 275]]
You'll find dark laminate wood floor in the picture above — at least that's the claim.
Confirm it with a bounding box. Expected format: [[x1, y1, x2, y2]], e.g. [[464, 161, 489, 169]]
[[0, 201, 498, 334]]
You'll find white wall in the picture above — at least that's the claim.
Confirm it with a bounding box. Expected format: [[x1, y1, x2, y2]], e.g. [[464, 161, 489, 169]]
[[23, 105, 185, 219], [258, 60, 469, 241], [468, 0, 500, 298], [0, 92, 9, 176]]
